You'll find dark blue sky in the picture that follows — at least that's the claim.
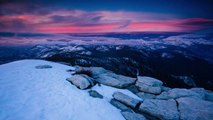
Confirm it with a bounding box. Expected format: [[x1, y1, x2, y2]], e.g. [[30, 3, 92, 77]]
[[1, 0, 212, 18], [59, 0, 213, 18]]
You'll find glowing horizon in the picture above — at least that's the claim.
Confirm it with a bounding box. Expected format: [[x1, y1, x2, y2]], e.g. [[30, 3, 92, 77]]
[[0, 0, 213, 33]]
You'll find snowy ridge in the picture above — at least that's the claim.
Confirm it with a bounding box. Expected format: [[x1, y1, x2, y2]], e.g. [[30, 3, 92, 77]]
[[0, 60, 127, 120], [1, 60, 213, 120]]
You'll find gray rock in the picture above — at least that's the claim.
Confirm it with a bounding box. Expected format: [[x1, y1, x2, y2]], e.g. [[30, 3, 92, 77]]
[[161, 86, 171, 92], [113, 92, 141, 108], [67, 74, 93, 89], [110, 99, 133, 112], [139, 99, 179, 120], [136, 76, 163, 87], [88, 67, 108, 77], [95, 73, 136, 88], [88, 90, 103, 99], [156, 88, 203, 100], [137, 85, 161, 95], [121, 112, 147, 120], [75, 67, 108, 77], [177, 97, 213, 120], [190, 88, 205, 99], [205, 90, 213, 102], [135, 76, 163, 94], [75, 67, 136, 88], [136, 92, 156, 100], [35, 65, 52, 69], [126, 85, 140, 94]]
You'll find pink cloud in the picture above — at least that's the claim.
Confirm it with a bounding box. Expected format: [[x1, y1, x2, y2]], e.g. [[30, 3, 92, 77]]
[[37, 24, 120, 33], [0, 9, 212, 33]]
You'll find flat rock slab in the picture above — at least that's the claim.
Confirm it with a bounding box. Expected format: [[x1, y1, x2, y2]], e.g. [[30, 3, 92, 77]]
[[177, 97, 213, 120], [136, 76, 163, 94], [67, 74, 93, 89], [88, 90, 103, 99], [110, 99, 133, 112], [35, 65, 52, 69], [161, 86, 171, 92], [156, 88, 204, 100], [121, 112, 147, 120], [75, 67, 108, 77], [137, 85, 161, 95], [136, 92, 156, 100], [136, 76, 163, 87], [190, 88, 205, 99], [139, 99, 179, 120], [113, 92, 141, 108], [95, 73, 136, 88]]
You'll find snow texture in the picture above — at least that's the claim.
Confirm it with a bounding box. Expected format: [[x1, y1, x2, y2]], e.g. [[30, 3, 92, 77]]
[[92, 84, 142, 101], [0, 60, 125, 120]]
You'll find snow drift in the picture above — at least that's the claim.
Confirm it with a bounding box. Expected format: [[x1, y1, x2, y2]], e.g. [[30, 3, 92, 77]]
[[0, 60, 131, 120]]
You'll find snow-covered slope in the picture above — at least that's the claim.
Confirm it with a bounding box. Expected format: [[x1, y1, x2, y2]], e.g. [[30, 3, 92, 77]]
[[0, 60, 126, 120]]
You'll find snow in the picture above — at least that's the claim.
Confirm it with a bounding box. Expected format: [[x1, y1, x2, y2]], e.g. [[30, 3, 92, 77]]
[[0, 60, 125, 120], [92, 84, 142, 101], [59, 46, 85, 52]]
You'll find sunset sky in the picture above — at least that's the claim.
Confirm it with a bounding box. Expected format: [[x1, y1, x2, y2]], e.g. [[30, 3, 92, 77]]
[[0, 0, 213, 33]]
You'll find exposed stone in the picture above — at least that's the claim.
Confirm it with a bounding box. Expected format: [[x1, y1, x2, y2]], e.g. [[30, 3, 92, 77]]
[[136, 76, 163, 87], [126, 85, 140, 94], [156, 88, 203, 100], [121, 112, 147, 120], [67, 74, 93, 89], [113, 92, 141, 108], [88, 90, 103, 99], [95, 73, 136, 88], [136, 92, 156, 100], [190, 88, 205, 99], [137, 85, 161, 95], [135, 76, 163, 94], [35, 65, 52, 69], [177, 97, 213, 120], [87, 67, 108, 77], [76, 67, 108, 76], [139, 99, 179, 120], [161, 86, 171, 92], [205, 90, 213, 102], [75, 67, 136, 88], [110, 99, 133, 112]]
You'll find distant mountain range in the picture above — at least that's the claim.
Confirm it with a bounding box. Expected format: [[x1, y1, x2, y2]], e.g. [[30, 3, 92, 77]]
[[0, 32, 212, 90]]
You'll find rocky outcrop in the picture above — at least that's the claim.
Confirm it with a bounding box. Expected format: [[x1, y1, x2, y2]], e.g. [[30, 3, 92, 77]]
[[35, 65, 52, 69], [75, 67, 108, 77], [177, 97, 213, 120], [139, 99, 179, 120], [67, 74, 94, 89], [156, 88, 204, 100], [161, 86, 171, 92], [113, 92, 141, 108], [126, 85, 140, 94], [95, 73, 136, 88], [110, 99, 133, 112], [121, 112, 147, 120], [75, 67, 136, 88], [135, 76, 163, 94], [136, 92, 156, 100], [88, 90, 103, 99], [67, 66, 213, 120], [190, 88, 205, 99]]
